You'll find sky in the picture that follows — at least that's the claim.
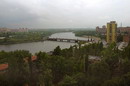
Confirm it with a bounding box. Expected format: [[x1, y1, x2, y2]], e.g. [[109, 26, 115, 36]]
[[0, 0, 130, 29]]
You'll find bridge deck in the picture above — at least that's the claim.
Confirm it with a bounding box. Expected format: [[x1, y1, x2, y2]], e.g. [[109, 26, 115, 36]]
[[47, 37, 94, 43]]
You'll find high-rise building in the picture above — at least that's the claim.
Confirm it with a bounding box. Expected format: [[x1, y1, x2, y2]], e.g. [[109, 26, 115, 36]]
[[106, 21, 117, 43]]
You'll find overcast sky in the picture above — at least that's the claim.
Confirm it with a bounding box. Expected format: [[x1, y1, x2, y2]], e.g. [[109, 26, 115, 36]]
[[0, 0, 130, 29]]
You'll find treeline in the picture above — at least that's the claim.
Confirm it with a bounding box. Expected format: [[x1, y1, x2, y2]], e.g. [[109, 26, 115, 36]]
[[74, 30, 96, 37], [0, 32, 44, 44], [73, 30, 105, 40], [0, 42, 130, 86]]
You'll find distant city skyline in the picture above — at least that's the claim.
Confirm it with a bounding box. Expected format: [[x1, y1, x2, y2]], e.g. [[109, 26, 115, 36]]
[[0, 0, 130, 29]]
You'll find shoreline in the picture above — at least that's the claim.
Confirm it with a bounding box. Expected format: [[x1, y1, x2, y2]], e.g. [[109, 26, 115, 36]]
[[0, 40, 44, 45], [82, 35, 101, 41]]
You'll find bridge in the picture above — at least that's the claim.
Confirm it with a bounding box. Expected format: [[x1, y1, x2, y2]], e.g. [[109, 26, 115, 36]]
[[47, 37, 94, 43]]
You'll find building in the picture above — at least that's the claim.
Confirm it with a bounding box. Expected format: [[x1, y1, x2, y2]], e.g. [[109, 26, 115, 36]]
[[118, 27, 130, 34], [106, 21, 117, 43], [88, 55, 101, 63], [96, 26, 130, 36], [96, 25, 106, 35], [0, 28, 10, 33], [10, 28, 29, 32], [123, 35, 130, 42], [0, 27, 29, 33]]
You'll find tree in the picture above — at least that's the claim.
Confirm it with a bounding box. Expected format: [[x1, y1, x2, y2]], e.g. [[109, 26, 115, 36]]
[[102, 72, 130, 86], [87, 61, 110, 86], [120, 72, 130, 86], [73, 73, 87, 86], [117, 34, 123, 42], [121, 58, 130, 74], [49, 56, 66, 84], [0, 74, 8, 86], [101, 77, 121, 86], [59, 75, 77, 86], [99, 42, 103, 51], [123, 45, 130, 59], [61, 46, 74, 58], [35, 52, 52, 86], [84, 54, 89, 72], [0, 51, 8, 63], [7, 50, 31, 86], [53, 46, 61, 56]]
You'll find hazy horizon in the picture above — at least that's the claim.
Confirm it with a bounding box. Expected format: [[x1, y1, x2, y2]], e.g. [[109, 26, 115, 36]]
[[0, 0, 130, 29]]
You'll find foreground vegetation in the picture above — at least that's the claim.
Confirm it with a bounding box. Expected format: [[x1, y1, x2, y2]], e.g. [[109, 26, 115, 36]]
[[0, 41, 130, 86]]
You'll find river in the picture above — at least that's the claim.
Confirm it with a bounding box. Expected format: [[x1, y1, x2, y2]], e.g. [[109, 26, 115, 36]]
[[0, 32, 76, 54], [0, 32, 90, 54]]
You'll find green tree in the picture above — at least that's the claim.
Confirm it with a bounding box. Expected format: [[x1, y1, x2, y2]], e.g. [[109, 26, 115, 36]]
[[102, 72, 130, 86], [49, 56, 66, 84], [7, 50, 31, 86], [53, 46, 61, 56], [73, 73, 87, 86], [121, 58, 130, 74], [59, 75, 77, 86], [84, 54, 89, 72], [99, 42, 103, 51], [101, 77, 121, 86], [87, 61, 110, 86], [117, 34, 123, 42], [123, 44, 130, 59], [0, 51, 9, 63]]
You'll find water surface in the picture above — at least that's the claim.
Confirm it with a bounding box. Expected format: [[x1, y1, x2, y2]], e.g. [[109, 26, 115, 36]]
[[0, 41, 75, 54], [0, 32, 79, 54]]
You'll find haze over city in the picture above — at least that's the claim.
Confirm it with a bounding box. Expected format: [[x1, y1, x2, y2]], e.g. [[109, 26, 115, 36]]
[[0, 0, 130, 28]]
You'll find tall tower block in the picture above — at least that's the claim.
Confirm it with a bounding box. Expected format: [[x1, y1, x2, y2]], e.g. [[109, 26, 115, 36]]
[[106, 21, 117, 43]]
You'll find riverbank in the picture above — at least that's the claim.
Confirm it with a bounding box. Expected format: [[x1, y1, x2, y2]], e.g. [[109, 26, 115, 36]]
[[82, 35, 101, 42], [73, 30, 102, 42], [0, 40, 44, 45]]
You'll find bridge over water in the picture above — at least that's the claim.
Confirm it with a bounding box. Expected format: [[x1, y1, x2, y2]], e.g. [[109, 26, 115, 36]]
[[47, 37, 94, 43], [47, 32, 95, 43]]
